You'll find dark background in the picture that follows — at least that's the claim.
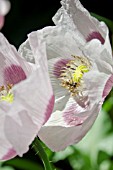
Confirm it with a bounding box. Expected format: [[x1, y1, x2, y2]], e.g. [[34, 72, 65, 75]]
[[1, 0, 113, 48]]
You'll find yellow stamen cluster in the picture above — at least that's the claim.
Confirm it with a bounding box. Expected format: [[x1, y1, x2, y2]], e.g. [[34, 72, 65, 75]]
[[72, 65, 89, 83], [1, 93, 14, 103], [59, 55, 91, 96], [0, 84, 14, 103]]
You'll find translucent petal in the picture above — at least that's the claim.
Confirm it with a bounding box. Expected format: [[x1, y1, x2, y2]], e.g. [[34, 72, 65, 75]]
[[53, 94, 69, 113], [53, 0, 107, 42], [0, 15, 4, 29], [5, 110, 41, 157], [19, 26, 84, 62], [42, 26, 84, 60], [0, 0, 10, 15], [18, 39, 35, 63], [83, 70, 109, 104], [53, 0, 112, 55], [0, 33, 33, 86], [1, 67, 54, 157], [103, 74, 113, 99], [39, 103, 100, 151], [48, 57, 69, 99], [0, 105, 16, 160], [84, 40, 113, 72]]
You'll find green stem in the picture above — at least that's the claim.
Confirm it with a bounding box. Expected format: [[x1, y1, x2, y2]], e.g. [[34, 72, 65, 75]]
[[32, 138, 53, 170]]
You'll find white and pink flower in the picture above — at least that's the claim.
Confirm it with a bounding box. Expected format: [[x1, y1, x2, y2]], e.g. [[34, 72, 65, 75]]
[[0, 33, 54, 160], [0, 0, 10, 29], [19, 0, 113, 151]]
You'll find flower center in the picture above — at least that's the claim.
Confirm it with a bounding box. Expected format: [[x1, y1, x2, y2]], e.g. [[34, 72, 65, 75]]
[[59, 55, 91, 96], [0, 83, 14, 103]]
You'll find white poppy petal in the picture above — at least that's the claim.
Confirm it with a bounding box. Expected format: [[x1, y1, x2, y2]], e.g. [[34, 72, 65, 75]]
[[13, 68, 54, 123], [86, 31, 105, 44], [0, 0, 10, 29], [84, 40, 113, 71], [18, 39, 35, 64], [39, 103, 100, 151], [45, 97, 89, 127], [84, 70, 109, 104], [0, 15, 4, 29], [0, 104, 16, 160], [53, 0, 107, 42], [48, 58, 70, 99], [5, 110, 40, 157], [0, 0, 10, 15], [35, 26, 84, 60], [1, 149, 16, 160], [39, 126, 81, 152], [103, 74, 113, 99], [54, 94, 69, 112], [62, 97, 89, 126], [0, 33, 34, 86]]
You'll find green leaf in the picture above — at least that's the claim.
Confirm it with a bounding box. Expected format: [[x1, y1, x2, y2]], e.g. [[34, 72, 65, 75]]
[[109, 162, 113, 170], [3, 158, 43, 170], [97, 150, 109, 165], [103, 97, 113, 113]]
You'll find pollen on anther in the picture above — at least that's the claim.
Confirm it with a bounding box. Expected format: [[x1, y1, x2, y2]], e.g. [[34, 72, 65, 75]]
[[58, 55, 91, 96], [0, 83, 14, 103]]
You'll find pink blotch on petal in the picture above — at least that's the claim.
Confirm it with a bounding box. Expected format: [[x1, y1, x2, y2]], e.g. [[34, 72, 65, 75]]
[[86, 31, 105, 44], [103, 74, 113, 99], [4, 64, 27, 85], [44, 95, 55, 123], [2, 148, 16, 160], [63, 103, 88, 126], [0, 15, 4, 29], [53, 59, 70, 78]]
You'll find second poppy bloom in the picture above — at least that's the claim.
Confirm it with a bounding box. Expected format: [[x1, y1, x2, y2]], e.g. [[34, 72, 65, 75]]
[[19, 0, 113, 151], [0, 33, 54, 160]]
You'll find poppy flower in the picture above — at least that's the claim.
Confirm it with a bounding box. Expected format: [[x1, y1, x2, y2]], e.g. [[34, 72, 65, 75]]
[[0, 33, 54, 160], [19, 0, 113, 151]]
